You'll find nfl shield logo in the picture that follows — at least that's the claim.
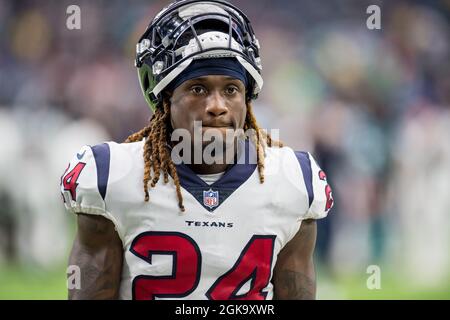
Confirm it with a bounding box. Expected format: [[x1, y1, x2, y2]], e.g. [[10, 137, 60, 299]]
[[203, 189, 219, 209]]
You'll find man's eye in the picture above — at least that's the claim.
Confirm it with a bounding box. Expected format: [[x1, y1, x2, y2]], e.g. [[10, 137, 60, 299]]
[[191, 86, 206, 95], [225, 86, 238, 95]]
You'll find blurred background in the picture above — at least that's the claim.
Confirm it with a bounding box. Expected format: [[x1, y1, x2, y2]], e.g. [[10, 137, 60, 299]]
[[0, 0, 449, 299]]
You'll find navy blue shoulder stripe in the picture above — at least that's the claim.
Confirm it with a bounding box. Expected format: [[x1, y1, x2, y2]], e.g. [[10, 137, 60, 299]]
[[90, 143, 111, 200], [294, 151, 314, 207]]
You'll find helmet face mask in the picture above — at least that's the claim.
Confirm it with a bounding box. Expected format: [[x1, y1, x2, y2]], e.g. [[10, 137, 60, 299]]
[[136, 0, 263, 112]]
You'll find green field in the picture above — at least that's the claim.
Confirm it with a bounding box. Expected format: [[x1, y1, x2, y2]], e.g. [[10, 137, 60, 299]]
[[0, 264, 448, 300], [0, 264, 68, 300], [317, 273, 450, 300]]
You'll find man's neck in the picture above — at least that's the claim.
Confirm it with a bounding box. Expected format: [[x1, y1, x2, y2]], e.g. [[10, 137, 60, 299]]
[[170, 138, 243, 175], [189, 139, 242, 174], [187, 163, 229, 175]]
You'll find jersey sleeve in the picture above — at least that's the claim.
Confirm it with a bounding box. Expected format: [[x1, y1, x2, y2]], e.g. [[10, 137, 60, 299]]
[[60, 144, 110, 216], [295, 151, 334, 220]]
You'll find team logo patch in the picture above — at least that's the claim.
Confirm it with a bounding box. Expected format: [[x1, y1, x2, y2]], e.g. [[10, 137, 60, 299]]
[[203, 189, 219, 209]]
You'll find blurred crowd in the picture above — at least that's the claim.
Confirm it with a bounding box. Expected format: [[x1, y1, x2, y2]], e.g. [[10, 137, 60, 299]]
[[0, 0, 449, 291]]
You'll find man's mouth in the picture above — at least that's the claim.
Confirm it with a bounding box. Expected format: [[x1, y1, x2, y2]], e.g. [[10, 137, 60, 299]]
[[193, 119, 235, 130], [202, 125, 234, 129], [201, 123, 234, 129]]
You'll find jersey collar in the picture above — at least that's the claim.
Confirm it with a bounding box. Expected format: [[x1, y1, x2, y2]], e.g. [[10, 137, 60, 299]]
[[175, 138, 257, 212]]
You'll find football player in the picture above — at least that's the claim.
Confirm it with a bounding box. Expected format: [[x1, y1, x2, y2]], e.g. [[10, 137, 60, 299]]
[[61, 0, 333, 300]]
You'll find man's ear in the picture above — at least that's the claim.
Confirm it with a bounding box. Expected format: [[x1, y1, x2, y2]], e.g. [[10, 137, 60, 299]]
[[162, 90, 173, 103], [161, 94, 175, 130]]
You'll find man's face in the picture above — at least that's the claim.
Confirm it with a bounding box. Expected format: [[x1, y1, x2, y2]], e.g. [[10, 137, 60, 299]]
[[169, 74, 247, 148]]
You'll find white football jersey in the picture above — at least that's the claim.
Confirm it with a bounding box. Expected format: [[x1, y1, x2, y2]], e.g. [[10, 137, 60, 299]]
[[60, 139, 333, 300]]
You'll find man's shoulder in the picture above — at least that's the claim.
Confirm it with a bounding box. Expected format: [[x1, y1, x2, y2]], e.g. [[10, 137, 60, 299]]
[[265, 144, 306, 165], [265, 144, 294, 156], [65, 139, 146, 188], [97, 139, 146, 165], [107, 139, 146, 154], [70, 139, 144, 162], [103, 140, 146, 179], [265, 145, 316, 171]]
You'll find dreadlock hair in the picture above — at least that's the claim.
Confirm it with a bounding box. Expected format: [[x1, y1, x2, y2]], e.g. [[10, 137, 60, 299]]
[[125, 100, 283, 212]]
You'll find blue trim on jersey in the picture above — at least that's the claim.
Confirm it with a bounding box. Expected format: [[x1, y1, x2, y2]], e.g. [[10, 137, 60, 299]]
[[175, 139, 257, 212], [294, 151, 314, 207], [91, 143, 110, 200]]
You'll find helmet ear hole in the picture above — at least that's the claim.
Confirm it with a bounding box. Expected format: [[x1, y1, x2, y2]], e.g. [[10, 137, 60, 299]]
[[143, 72, 150, 92]]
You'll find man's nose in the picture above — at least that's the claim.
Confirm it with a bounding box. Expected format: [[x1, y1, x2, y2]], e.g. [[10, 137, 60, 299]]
[[205, 91, 228, 117]]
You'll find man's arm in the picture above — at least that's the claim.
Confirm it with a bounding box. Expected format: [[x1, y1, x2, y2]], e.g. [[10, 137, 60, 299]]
[[68, 213, 123, 299], [273, 219, 317, 300]]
